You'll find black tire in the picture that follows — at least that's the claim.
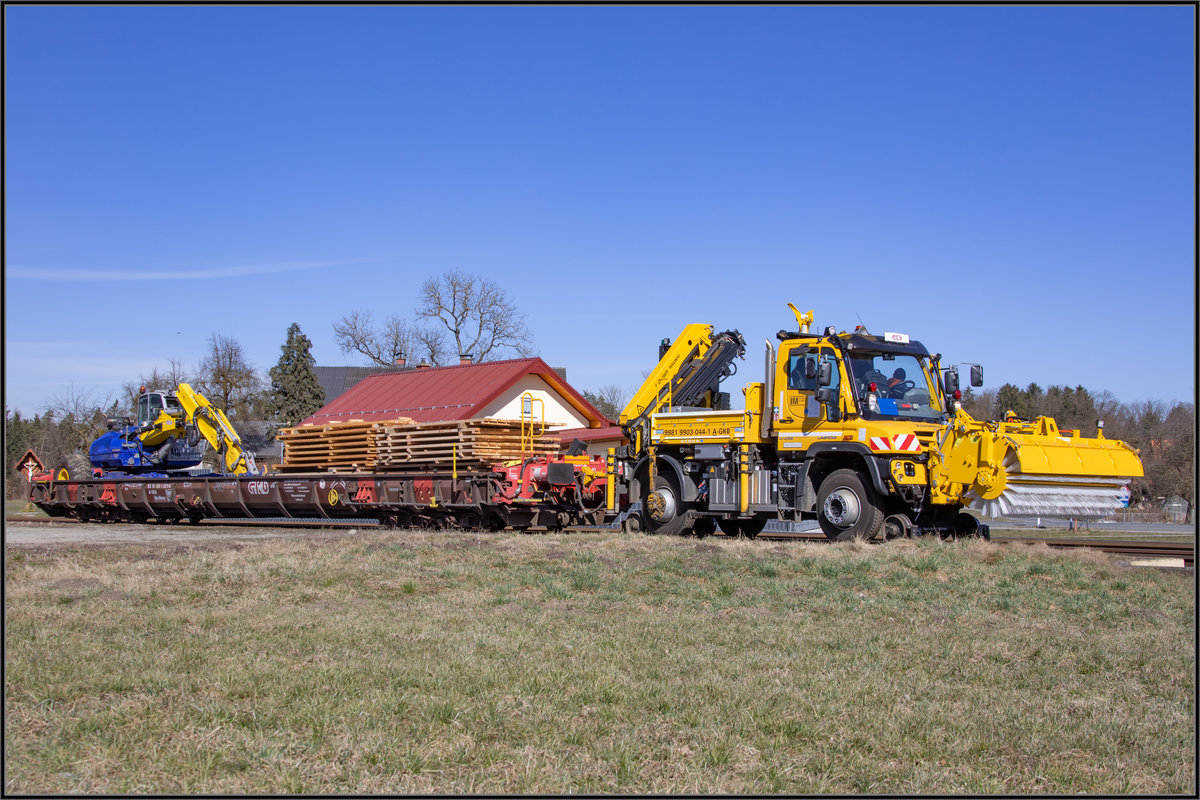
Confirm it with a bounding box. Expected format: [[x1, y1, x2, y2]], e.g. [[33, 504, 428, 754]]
[[54, 454, 93, 481], [642, 470, 694, 536], [817, 468, 885, 542], [717, 518, 767, 539], [692, 517, 717, 538]]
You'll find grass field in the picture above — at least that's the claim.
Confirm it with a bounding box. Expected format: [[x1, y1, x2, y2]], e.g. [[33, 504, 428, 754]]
[[4, 531, 1195, 793]]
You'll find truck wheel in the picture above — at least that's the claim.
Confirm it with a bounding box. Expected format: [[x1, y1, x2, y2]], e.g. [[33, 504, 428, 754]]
[[643, 472, 694, 536], [817, 468, 884, 542]]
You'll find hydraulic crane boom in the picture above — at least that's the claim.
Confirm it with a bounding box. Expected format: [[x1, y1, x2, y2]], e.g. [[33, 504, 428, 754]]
[[618, 324, 746, 456]]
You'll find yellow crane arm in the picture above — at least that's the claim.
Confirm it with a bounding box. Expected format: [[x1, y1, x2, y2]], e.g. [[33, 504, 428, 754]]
[[174, 383, 260, 475], [618, 323, 717, 428]]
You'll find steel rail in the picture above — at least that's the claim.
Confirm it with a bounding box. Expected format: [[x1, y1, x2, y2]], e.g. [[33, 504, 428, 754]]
[[6, 516, 1193, 566]]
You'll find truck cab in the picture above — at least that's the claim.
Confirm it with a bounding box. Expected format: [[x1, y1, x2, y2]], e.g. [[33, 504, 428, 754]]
[[776, 332, 943, 423]]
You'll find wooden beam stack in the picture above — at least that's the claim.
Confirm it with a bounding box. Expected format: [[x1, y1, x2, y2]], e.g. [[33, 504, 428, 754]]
[[274, 417, 560, 473], [374, 419, 560, 469], [275, 419, 407, 473]]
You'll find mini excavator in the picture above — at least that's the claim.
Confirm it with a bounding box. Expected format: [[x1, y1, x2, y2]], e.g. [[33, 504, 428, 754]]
[[56, 383, 261, 479]]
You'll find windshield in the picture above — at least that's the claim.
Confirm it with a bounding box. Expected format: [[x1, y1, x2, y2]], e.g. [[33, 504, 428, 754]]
[[846, 352, 943, 421]]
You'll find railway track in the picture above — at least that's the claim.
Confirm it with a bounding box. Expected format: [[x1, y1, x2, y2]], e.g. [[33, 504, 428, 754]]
[[6, 515, 1193, 566], [993, 537, 1194, 566]]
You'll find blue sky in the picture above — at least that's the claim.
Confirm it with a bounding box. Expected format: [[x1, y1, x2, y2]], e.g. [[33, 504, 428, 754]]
[[5, 5, 1195, 419]]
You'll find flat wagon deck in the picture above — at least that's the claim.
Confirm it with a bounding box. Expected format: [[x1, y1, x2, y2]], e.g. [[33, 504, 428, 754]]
[[30, 464, 612, 533]]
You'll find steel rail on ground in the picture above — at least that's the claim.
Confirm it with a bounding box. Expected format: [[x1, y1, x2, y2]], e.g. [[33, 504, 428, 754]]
[[5, 516, 1194, 566]]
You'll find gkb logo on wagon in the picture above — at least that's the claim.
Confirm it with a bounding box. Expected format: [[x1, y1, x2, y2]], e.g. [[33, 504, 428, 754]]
[[246, 481, 271, 495]]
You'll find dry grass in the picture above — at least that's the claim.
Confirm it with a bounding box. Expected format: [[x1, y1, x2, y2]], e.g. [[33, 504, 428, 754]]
[[5, 531, 1195, 794]]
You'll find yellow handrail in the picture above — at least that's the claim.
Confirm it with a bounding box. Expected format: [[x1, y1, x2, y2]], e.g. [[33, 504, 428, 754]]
[[520, 392, 545, 456]]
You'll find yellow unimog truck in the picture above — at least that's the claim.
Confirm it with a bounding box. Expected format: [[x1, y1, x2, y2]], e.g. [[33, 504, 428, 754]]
[[610, 304, 1143, 540]]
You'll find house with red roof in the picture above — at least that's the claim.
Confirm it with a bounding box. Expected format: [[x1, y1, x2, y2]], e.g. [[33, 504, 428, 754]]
[[298, 357, 626, 456]]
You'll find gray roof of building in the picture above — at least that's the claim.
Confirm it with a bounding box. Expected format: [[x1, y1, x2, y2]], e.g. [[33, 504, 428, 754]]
[[313, 365, 407, 406]]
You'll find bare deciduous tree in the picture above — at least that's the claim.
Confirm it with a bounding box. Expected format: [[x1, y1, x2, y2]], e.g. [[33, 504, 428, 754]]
[[122, 358, 191, 413], [582, 384, 629, 421], [415, 270, 534, 364], [333, 270, 535, 367], [41, 384, 115, 460], [195, 334, 262, 418], [332, 310, 443, 367]]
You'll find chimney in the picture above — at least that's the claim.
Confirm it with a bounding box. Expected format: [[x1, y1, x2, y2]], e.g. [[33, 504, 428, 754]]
[[459, 353, 473, 365], [416, 360, 431, 369], [394, 352, 406, 367]]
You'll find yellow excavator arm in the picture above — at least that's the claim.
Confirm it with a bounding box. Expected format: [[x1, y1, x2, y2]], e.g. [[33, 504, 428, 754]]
[[137, 383, 260, 475], [173, 384, 259, 475]]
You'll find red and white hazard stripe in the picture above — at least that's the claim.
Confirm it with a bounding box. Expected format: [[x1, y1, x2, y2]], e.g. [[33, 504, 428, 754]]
[[868, 433, 922, 452]]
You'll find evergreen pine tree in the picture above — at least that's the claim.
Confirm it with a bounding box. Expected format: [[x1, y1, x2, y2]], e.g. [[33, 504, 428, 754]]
[[268, 323, 325, 429]]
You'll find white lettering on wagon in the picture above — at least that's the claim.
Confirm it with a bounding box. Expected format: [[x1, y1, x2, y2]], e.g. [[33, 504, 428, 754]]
[[246, 481, 271, 495]]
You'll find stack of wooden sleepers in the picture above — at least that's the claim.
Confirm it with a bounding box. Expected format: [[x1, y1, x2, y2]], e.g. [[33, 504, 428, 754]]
[[275, 418, 561, 473]]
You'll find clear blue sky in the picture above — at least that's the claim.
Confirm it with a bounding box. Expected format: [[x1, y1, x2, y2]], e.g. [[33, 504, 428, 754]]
[[5, 5, 1195, 419]]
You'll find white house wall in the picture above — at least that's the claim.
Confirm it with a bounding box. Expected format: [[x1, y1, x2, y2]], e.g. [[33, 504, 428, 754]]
[[477, 375, 591, 429]]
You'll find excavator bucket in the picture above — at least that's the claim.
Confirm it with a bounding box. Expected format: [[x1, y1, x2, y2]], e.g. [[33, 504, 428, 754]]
[[962, 423, 1142, 519]]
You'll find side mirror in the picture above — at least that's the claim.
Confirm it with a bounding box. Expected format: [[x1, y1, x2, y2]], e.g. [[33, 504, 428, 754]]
[[818, 361, 832, 387], [970, 364, 983, 387], [816, 386, 840, 421], [944, 369, 960, 396]]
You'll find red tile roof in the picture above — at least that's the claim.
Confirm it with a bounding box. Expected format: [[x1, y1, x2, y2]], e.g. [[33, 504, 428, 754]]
[[298, 357, 607, 427], [546, 426, 626, 443]]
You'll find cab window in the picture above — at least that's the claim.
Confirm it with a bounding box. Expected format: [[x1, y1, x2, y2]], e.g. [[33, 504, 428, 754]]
[[787, 348, 815, 391], [787, 348, 841, 420], [847, 353, 941, 420]]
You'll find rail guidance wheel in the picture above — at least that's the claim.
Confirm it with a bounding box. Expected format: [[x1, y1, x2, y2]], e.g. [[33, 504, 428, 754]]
[[883, 513, 913, 540], [817, 468, 885, 542], [717, 518, 767, 539]]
